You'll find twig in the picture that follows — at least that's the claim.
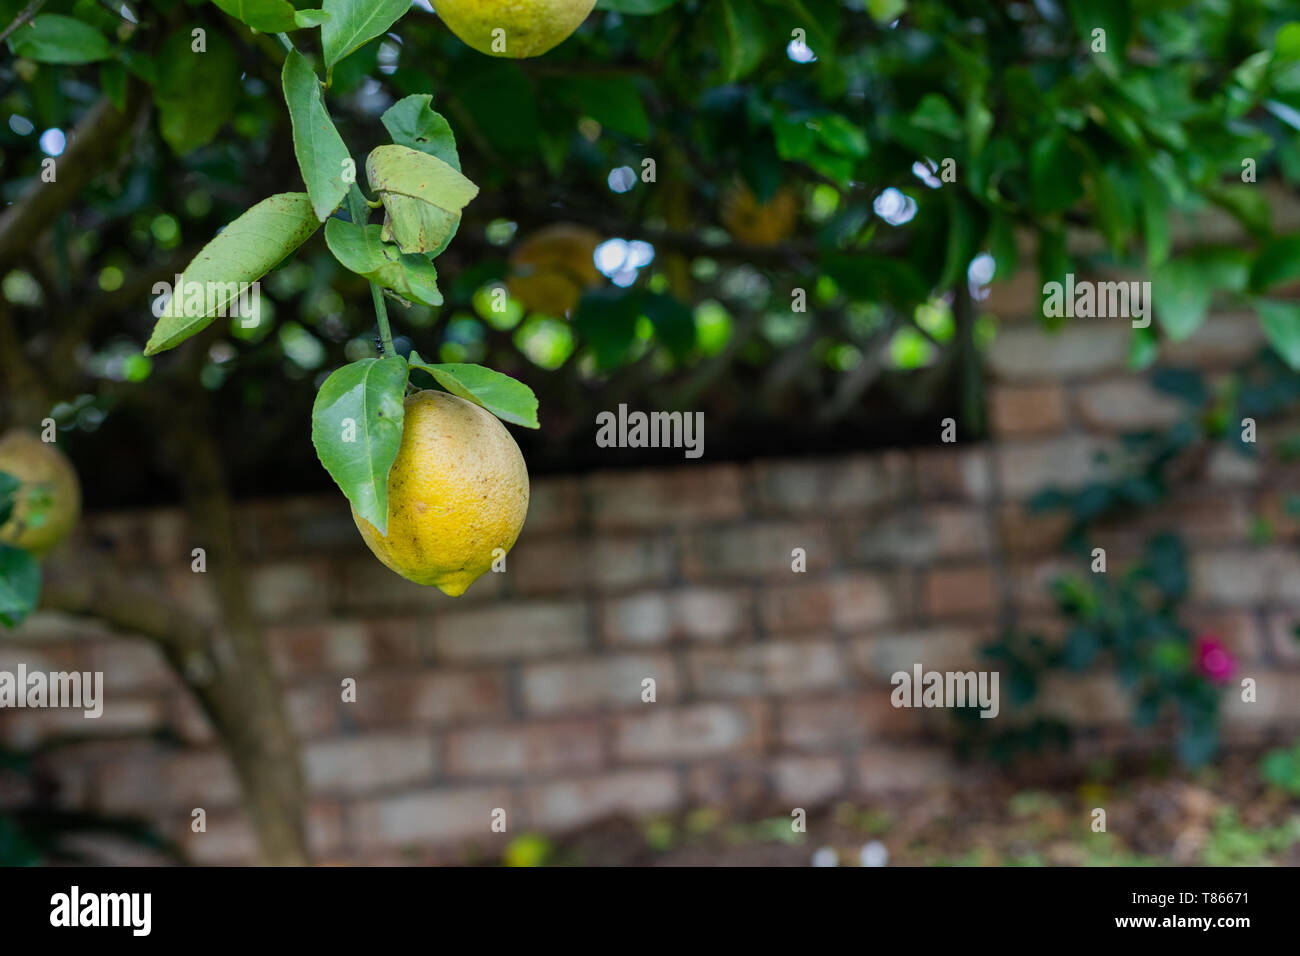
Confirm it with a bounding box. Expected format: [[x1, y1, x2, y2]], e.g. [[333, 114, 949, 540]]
[[0, 0, 46, 45]]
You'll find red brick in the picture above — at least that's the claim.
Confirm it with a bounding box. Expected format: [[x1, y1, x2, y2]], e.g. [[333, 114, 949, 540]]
[[349, 671, 509, 727], [779, 694, 911, 749], [913, 447, 992, 502], [986, 323, 1129, 382], [759, 573, 900, 631], [995, 435, 1113, 499], [286, 684, 343, 738], [588, 466, 744, 529], [1192, 548, 1289, 604], [433, 601, 588, 661], [351, 786, 513, 846], [445, 720, 603, 777], [824, 451, 912, 512], [98, 750, 240, 813], [525, 769, 680, 829], [684, 758, 770, 807], [752, 455, 911, 515], [849, 505, 992, 564], [267, 620, 372, 676], [990, 384, 1069, 437], [856, 746, 953, 794], [981, 264, 1041, 320], [1162, 313, 1265, 367], [922, 565, 999, 619], [1222, 672, 1300, 724], [247, 560, 333, 619], [1205, 445, 1263, 486], [2, 698, 165, 747], [520, 653, 676, 715], [602, 588, 751, 645], [998, 503, 1071, 556], [1036, 674, 1130, 724], [178, 811, 260, 865], [1074, 379, 1183, 431], [1264, 612, 1300, 664], [849, 627, 986, 680], [161, 569, 221, 623], [613, 702, 767, 760], [682, 521, 833, 578], [524, 476, 582, 533], [688, 641, 846, 697], [86, 640, 176, 693], [770, 755, 847, 805], [304, 734, 436, 795]]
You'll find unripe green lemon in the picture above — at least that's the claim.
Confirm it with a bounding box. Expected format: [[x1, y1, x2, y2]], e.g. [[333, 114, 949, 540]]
[[0, 431, 81, 557], [432, 0, 597, 58], [352, 390, 530, 597]]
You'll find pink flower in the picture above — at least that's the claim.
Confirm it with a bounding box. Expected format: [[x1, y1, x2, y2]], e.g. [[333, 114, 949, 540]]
[[1194, 635, 1235, 684]]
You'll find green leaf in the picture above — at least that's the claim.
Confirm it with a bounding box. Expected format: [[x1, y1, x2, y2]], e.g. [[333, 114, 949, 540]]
[[211, 0, 324, 32], [550, 76, 651, 140], [715, 0, 766, 83], [866, 0, 906, 22], [910, 93, 963, 140], [0, 471, 19, 527], [1255, 300, 1300, 369], [1066, 0, 1130, 77], [407, 355, 539, 429], [6, 14, 110, 64], [310, 357, 408, 534], [0, 543, 41, 629], [282, 49, 352, 221], [100, 60, 127, 112], [381, 94, 461, 170], [818, 114, 869, 157], [641, 292, 695, 359], [366, 144, 479, 255], [1138, 167, 1170, 267], [1250, 234, 1300, 292], [575, 289, 641, 370], [1151, 249, 1249, 342], [144, 193, 322, 355], [324, 219, 442, 307], [987, 210, 1018, 280], [321, 0, 409, 71], [772, 112, 819, 161], [1208, 183, 1271, 237], [1030, 132, 1085, 214], [153, 28, 240, 155]]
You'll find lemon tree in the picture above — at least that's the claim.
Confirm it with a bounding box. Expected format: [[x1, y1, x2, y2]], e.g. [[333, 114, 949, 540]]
[[138, 4, 542, 594]]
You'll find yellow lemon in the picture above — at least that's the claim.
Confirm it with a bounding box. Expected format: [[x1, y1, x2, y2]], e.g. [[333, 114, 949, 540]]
[[352, 390, 529, 596], [432, 0, 597, 58], [0, 431, 81, 557], [720, 180, 800, 245], [507, 223, 602, 316]]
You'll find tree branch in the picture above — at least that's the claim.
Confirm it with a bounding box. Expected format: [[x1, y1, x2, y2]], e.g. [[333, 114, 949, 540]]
[[0, 0, 46, 45], [0, 85, 147, 270]]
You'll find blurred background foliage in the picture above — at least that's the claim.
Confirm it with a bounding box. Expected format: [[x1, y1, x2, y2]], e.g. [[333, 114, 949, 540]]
[[2, 0, 1300, 507]]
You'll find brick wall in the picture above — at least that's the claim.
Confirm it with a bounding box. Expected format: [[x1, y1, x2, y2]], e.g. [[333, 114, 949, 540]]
[[4, 290, 1300, 863]]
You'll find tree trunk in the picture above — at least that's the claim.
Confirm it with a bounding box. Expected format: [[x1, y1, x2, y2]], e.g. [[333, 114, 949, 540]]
[[165, 397, 311, 865]]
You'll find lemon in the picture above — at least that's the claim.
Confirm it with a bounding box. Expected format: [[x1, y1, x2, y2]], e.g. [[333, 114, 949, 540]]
[[720, 180, 800, 245], [507, 223, 602, 316], [432, 0, 597, 58], [352, 390, 529, 596], [0, 431, 81, 556]]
